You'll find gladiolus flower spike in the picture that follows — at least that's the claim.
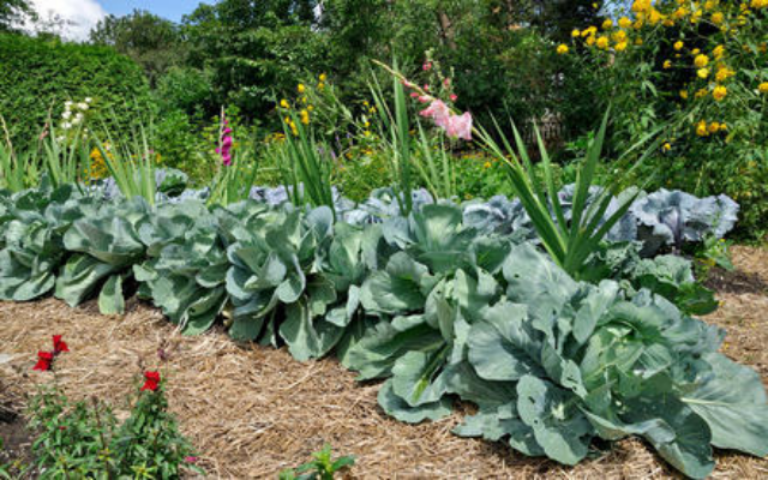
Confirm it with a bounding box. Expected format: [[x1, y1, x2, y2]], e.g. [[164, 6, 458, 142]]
[[216, 110, 234, 167]]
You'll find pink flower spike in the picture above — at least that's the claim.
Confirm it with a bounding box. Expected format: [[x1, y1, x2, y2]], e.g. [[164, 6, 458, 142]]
[[450, 94, 458, 102], [418, 96, 431, 104], [410, 92, 420, 99], [400, 79, 414, 89], [423, 84, 430, 91], [422, 61, 432, 71], [445, 112, 473, 141]]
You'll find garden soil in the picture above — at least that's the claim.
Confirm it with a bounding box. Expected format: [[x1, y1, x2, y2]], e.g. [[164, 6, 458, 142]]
[[0, 247, 766, 479]]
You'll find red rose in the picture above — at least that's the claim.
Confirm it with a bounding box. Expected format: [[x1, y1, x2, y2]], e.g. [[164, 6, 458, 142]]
[[52, 335, 69, 354], [141, 371, 161, 392], [33, 351, 54, 371]]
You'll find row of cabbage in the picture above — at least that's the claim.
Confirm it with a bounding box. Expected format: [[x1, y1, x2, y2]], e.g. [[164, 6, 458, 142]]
[[0, 178, 764, 479]]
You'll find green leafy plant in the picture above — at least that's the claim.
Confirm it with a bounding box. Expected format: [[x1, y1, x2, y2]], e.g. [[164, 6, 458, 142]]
[[94, 120, 159, 205], [27, 374, 202, 479], [477, 110, 659, 277], [278, 444, 355, 480]]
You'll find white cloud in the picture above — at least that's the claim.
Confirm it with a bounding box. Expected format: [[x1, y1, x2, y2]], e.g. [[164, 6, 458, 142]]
[[28, 0, 107, 41]]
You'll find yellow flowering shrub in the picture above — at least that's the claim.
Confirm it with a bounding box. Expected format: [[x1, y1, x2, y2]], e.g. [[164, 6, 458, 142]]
[[562, 0, 768, 237]]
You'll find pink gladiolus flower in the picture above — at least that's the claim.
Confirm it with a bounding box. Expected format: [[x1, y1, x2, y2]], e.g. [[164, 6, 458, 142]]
[[423, 84, 430, 91], [445, 112, 473, 141], [217, 111, 234, 167], [410, 92, 420, 99], [450, 94, 458, 102], [419, 100, 451, 128], [422, 61, 432, 71], [417, 96, 431, 104], [400, 79, 414, 89]]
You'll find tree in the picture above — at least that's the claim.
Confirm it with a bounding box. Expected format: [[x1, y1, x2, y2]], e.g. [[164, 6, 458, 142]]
[[0, 0, 35, 32], [90, 10, 184, 86]]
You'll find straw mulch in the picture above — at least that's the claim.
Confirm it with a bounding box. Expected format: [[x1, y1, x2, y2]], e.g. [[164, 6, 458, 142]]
[[1, 246, 767, 479]]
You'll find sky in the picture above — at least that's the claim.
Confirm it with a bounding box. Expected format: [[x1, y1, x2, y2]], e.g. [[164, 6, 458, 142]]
[[26, 0, 202, 41]]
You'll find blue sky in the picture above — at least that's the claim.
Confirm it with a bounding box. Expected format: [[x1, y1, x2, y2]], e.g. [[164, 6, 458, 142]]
[[100, 0, 203, 22], [27, 0, 205, 40]]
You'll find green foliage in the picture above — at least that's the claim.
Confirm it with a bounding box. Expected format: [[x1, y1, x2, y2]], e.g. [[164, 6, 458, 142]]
[[278, 444, 355, 480], [0, 33, 154, 151], [27, 380, 202, 478], [478, 109, 651, 277]]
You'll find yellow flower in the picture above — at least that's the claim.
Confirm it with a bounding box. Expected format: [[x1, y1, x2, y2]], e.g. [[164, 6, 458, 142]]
[[697, 68, 710, 79], [696, 120, 709, 136], [759, 82, 768, 93], [711, 12, 724, 24], [300, 109, 310, 125], [692, 48, 701, 55], [715, 67, 734, 82], [318, 82, 325, 90], [319, 73, 327, 82], [602, 19, 613, 29], [704, 0, 718, 11], [483, 161, 492, 169], [713, 44, 725, 59], [674, 40, 684, 51], [663, 60, 673, 69], [586, 36, 596, 46], [364, 130, 371, 137], [719, 122, 728, 131], [611, 30, 627, 42], [596, 36, 610, 49], [663, 142, 672, 151], [713, 85, 727, 101], [284, 116, 292, 124], [680, 90, 689, 99], [280, 99, 290, 109], [619, 17, 633, 28], [635, 38, 644, 46], [572, 29, 581, 38], [695, 88, 709, 98], [615, 41, 628, 52], [557, 44, 569, 55], [694, 54, 709, 68], [308, 105, 315, 112], [708, 121, 720, 133], [297, 83, 306, 94]]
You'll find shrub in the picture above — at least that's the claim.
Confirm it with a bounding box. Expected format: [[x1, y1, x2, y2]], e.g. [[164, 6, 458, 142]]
[[561, 1, 768, 238], [0, 33, 155, 150]]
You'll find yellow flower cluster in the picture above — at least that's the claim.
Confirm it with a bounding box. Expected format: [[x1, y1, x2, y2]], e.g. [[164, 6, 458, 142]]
[[695, 120, 727, 137]]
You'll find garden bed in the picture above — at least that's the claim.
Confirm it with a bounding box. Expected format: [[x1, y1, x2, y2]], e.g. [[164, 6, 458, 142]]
[[0, 246, 766, 478]]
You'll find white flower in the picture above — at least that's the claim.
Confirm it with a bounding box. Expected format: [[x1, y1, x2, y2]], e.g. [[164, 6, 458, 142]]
[[61, 111, 72, 120], [65, 101, 73, 108], [62, 122, 72, 130], [85, 97, 92, 103], [78, 102, 89, 111], [72, 115, 83, 125], [56, 136, 65, 143]]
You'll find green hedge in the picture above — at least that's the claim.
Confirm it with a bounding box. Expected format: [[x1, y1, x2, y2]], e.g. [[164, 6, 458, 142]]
[[0, 33, 155, 148]]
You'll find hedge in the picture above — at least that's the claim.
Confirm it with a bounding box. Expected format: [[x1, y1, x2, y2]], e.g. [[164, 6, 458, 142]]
[[0, 33, 154, 148]]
